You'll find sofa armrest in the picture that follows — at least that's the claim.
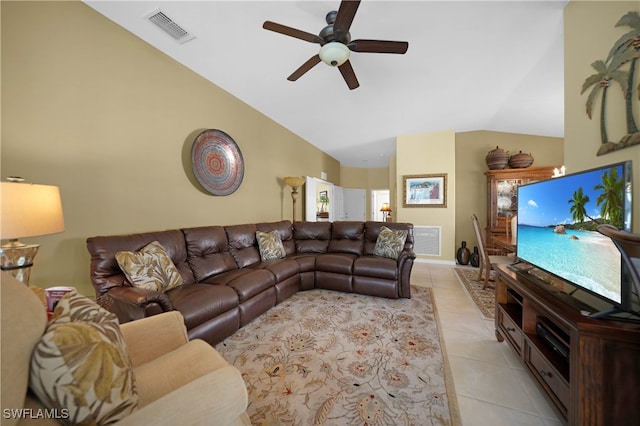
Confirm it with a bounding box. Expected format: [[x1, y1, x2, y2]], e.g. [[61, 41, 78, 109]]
[[114, 368, 249, 426], [99, 286, 173, 324], [120, 311, 188, 367], [398, 248, 416, 263], [398, 249, 416, 298]]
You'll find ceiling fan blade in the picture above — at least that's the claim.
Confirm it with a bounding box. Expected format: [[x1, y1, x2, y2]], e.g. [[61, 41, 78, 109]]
[[263, 21, 322, 44], [349, 39, 409, 54], [333, 0, 361, 36], [288, 55, 322, 81], [338, 60, 359, 90]]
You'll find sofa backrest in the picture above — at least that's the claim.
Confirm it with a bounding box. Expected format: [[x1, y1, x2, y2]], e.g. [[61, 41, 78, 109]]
[[225, 224, 261, 268], [293, 222, 332, 253], [182, 226, 238, 282], [328, 221, 365, 255], [86, 230, 195, 296], [256, 220, 295, 256], [363, 222, 414, 256]]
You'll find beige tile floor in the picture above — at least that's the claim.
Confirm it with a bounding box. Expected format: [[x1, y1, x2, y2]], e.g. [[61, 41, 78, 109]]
[[411, 261, 564, 426]]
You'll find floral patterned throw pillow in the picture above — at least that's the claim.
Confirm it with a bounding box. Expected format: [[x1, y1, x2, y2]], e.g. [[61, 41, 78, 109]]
[[115, 240, 184, 292], [256, 230, 286, 261], [373, 226, 408, 260], [29, 291, 138, 425]]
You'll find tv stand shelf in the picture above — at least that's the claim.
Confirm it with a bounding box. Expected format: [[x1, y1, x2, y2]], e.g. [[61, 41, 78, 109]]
[[494, 264, 640, 425]]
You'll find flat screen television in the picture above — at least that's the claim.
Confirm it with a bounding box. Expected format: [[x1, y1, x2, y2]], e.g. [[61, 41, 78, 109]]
[[516, 161, 637, 319]]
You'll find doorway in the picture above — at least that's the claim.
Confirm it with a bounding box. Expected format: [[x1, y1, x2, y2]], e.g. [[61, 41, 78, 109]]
[[371, 189, 390, 222]]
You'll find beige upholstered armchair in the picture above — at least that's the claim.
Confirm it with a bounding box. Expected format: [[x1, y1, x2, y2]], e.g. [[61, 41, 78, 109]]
[[1, 273, 250, 426]]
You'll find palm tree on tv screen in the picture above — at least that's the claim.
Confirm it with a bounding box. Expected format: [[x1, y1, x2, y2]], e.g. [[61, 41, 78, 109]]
[[568, 187, 595, 224], [594, 167, 624, 228]]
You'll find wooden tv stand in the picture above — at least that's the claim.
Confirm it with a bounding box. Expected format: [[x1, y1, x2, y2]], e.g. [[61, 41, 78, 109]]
[[494, 264, 640, 425]]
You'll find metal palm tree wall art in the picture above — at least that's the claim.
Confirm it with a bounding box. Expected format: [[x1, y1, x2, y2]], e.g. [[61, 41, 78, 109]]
[[581, 11, 640, 156]]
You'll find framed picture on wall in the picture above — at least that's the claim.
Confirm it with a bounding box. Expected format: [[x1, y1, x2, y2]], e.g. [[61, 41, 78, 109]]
[[402, 174, 447, 207]]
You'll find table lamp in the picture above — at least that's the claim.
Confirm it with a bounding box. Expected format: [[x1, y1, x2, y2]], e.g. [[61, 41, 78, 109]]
[[1, 180, 65, 285], [380, 203, 392, 222], [283, 176, 306, 222]]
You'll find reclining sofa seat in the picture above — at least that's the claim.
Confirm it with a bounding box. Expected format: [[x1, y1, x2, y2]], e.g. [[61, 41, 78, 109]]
[[87, 220, 415, 346]]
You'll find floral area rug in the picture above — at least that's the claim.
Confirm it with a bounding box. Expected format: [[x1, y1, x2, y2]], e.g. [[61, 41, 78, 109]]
[[216, 286, 453, 425], [453, 267, 495, 319]]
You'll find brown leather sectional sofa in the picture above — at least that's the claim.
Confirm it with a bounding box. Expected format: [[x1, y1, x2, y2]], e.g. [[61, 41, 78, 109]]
[[87, 220, 415, 346]]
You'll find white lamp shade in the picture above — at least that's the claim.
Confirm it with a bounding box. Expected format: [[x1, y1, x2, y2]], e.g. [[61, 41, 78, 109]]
[[1, 182, 65, 240], [319, 42, 350, 67]]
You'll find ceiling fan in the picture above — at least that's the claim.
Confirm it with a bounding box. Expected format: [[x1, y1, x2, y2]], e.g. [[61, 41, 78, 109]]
[[263, 0, 409, 90]]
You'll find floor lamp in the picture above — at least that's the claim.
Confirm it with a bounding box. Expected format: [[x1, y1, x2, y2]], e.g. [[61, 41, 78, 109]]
[[283, 176, 306, 222], [0, 181, 65, 285]]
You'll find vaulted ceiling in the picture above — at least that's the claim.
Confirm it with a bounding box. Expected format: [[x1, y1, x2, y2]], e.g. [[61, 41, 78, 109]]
[[85, 1, 567, 168]]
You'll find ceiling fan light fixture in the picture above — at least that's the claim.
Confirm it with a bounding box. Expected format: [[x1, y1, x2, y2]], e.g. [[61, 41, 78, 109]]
[[319, 42, 349, 67]]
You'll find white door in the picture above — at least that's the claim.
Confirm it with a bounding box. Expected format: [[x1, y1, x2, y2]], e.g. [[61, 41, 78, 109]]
[[333, 186, 344, 221], [304, 177, 317, 221], [343, 188, 366, 221]]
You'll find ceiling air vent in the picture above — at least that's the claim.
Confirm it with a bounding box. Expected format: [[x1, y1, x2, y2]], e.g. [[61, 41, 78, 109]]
[[146, 9, 195, 44]]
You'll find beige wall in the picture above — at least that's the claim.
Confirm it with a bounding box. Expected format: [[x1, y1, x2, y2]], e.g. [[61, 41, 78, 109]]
[[564, 0, 640, 232], [455, 131, 564, 249], [340, 166, 389, 219], [340, 167, 389, 190], [1, 2, 340, 295], [396, 130, 456, 261]]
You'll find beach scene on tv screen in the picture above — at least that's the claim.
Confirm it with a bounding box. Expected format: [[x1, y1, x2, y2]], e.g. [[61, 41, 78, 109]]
[[517, 165, 625, 304]]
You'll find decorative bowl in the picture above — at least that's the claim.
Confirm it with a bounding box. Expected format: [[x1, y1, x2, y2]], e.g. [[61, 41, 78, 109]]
[[508, 151, 534, 168], [486, 146, 509, 170]]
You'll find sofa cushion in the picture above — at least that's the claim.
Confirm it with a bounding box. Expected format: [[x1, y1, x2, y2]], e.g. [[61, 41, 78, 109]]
[[225, 270, 276, 302], [259, 258, 301, 282], [226, 224, 261, 268], [364, 222, 414, 256], [328, 221, 365, 255], [203, 268, 254, 286], [132, 339, 237, 408], [249, 258, 301, 283], [201, 267, 275, 302], [256, 220, 295, 255], [256, 230, 286, 261], [116, 240, 184, 292], [166, 284, 239, 330], [30, 291, 138, 425], [183, 226, 238, 282], [373, 226, 409, 260], [294, 222, 331, 253], [87, 230, 195, 296], [315, 253, 357, 275]]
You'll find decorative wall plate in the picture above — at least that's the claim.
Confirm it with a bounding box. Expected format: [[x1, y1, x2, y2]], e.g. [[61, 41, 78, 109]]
[[191, 129, 244, 196]]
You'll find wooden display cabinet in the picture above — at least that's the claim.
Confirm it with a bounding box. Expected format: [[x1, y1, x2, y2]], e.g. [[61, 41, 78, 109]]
[[494, 264, 640, 425], [485, 167, 557, 250]]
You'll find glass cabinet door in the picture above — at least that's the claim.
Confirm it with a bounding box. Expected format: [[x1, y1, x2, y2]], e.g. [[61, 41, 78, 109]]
[[496, 179, 521, 219], [486, 167, 557, 249]]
